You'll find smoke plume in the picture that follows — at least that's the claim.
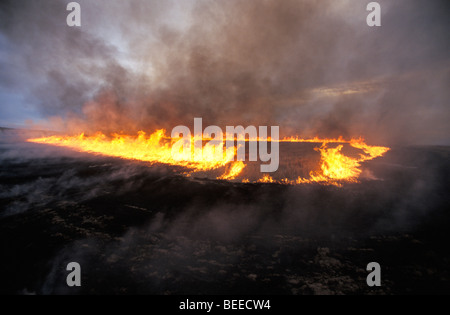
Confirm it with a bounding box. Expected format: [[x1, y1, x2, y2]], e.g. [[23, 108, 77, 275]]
[[0, 0, 449, 145]]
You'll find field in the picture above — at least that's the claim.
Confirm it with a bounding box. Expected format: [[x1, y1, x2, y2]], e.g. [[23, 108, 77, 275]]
[[1, 129, 449, 294]]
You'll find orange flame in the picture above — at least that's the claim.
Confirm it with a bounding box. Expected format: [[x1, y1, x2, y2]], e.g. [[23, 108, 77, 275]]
[[218, 161, 246, 180], [28, 130, 389, 185], [258, 174, 276, 183]]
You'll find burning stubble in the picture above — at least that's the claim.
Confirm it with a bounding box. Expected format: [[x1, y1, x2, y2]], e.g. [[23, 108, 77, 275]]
[[171, 118, 280, 173], [27, 129, 389, 186]]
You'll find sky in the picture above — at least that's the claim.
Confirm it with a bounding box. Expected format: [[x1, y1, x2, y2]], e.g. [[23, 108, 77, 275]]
[[0, 0, 449, 145]]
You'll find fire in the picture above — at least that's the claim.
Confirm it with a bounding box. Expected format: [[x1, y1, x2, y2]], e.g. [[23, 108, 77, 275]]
[[348, 138, 390, 161], [281, 136, 348, 143], [316, 144, 361, 180], [28, 130, 389, 185], [218, 161, 246, 180], [27, 130, 237, 178], [258, 174, 276, 183], [280, 136, 389, 186]]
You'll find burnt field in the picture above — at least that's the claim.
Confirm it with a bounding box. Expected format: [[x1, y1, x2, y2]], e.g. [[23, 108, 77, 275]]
[[0, 131, 449, 295]]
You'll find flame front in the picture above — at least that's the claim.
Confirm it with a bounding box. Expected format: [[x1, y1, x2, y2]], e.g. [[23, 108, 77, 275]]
[[218, 161, 246, 180], [28, 130, 389, 185], [283, 136, 390, 186]]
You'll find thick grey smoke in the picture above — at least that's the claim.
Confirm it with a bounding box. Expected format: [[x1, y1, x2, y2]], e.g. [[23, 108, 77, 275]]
[[0, 0, 449, 145]]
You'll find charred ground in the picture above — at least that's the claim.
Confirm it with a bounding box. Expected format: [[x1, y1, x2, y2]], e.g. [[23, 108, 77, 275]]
[[0, 130, 449, 294]]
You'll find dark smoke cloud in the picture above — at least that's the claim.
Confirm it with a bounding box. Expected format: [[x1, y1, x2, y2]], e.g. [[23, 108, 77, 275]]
[[0, 0, 449, 144]]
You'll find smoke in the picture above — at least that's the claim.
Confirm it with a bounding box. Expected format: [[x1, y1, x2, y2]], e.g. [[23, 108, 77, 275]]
[[0, 131, 176, 217], [0, 0, 449, 143], [1, 1, 449, 294]]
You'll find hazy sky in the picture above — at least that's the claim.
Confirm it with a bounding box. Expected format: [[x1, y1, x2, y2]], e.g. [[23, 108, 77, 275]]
[[0, 0, 449, 145]]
